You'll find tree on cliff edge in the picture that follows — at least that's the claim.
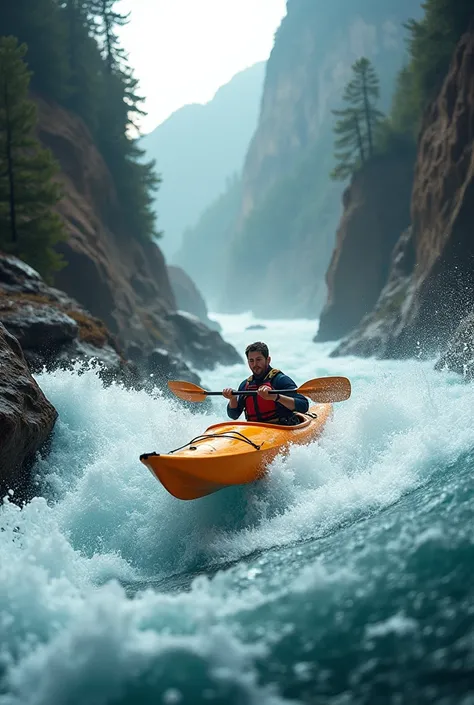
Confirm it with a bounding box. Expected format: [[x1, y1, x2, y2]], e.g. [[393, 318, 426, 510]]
[[0, 37, 65, 279], [87, 0, 161, 241], [331, 58, 384, 181]]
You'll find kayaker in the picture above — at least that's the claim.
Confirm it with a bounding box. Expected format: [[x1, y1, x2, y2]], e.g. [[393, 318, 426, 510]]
[[223, 341, 309, 426]]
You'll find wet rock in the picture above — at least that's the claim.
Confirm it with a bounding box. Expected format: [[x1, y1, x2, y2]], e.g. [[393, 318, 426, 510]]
[[168, 265, 221, 332], [245, 324, 267, 330], [387, 30, 474, 355], [166, 311, 242, 370], [1, 301, 78, 350], [144, 348, 210, 414], [0, 322, 57, 499]]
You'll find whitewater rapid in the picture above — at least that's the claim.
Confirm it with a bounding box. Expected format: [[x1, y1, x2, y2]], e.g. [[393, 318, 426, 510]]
[[1, 314, 474, 704]]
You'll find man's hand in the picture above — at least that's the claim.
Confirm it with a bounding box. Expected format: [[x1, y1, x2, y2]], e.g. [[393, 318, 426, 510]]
[[222, 387, 234, 400], [257, 385, 273, 400]]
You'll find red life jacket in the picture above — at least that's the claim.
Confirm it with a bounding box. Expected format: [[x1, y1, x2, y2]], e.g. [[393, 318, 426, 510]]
[[244, 368, 281, 422]]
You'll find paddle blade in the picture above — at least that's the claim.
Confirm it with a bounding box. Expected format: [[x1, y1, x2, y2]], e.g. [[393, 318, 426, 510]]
[[167, 380, 208, 403], [299, 376, 351, 403]]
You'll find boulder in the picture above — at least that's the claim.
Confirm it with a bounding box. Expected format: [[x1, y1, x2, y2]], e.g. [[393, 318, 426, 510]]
[[0, 253, 125, 374], [166, 311, 242, 370], [0, 323, 57, 499]]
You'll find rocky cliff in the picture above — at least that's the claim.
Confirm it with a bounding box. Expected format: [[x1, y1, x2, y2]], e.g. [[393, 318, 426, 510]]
[[330, 28, 474, 366], [33, 94, 241, 371], [315, 150, 415, 342], [219, 0, 422, 318]]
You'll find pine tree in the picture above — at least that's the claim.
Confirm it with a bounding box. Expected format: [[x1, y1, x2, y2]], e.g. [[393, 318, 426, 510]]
[[90, 0, 146, 133], [89, 0, 129, 73], [388, 0, 474, 140], [388, 66, 419, 138], [58, 0, 103, 131], [86, 0, 160, 241], [0, 1, 160, 245], [0, 37, 66, 279], [331, 109, 366, 181], [0, 0, 69, 103], [331, 57, 384, 181]]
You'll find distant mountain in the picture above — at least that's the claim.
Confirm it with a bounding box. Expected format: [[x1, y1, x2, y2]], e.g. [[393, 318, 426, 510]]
[[141, 62, 266, 259]]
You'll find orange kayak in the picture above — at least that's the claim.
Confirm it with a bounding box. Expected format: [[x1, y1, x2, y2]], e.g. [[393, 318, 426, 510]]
[[139, 403, 332, 500]]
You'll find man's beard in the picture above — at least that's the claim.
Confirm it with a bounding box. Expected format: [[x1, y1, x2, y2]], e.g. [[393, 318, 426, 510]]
[[253, 366, 268, 382]]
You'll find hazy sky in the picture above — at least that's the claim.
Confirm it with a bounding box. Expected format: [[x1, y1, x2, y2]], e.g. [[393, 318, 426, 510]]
[[118, 0, 287, 134]]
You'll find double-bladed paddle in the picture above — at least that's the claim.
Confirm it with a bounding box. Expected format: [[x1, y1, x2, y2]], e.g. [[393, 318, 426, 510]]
[[168, 376, 351, 404]]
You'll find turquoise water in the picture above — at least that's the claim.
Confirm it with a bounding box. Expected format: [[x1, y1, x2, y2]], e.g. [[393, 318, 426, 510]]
[[1, 314, 474, 704]]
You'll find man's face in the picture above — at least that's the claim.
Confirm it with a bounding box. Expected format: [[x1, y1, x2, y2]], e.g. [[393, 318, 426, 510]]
[[247, 351, 270, 377]]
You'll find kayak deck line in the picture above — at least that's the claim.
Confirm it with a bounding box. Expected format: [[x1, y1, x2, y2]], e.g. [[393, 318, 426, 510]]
[[140, 432, 264, 462], [139, 404, 331, 500], [170, 430, 264, 453]]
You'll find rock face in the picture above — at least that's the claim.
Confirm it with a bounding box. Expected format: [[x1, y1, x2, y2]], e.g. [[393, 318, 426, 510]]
[[315, 151, 415, 343], [168, 265, 221, 332], [331, 29, 474, 361], [36, 96, 175, 351], [0, 322, 57, 498], [33, 95, 239, 370], [398, 30, 474, 354]]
